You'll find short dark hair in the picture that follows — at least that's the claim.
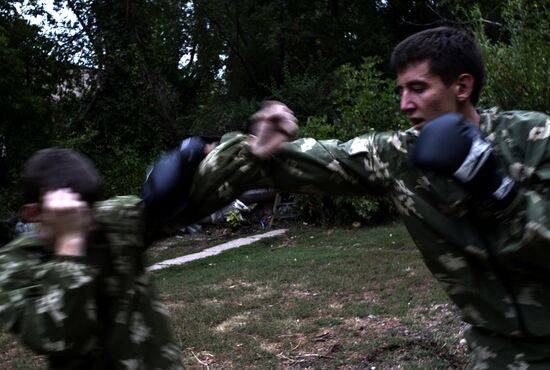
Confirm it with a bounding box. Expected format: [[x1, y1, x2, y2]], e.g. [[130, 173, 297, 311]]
[[390, 27, 485, 105], [22, 148, 102, 204]]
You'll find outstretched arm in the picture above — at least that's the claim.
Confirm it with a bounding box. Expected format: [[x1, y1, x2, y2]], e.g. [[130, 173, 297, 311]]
[[183, 129, 406, 225], [142, 101, 299, 231]]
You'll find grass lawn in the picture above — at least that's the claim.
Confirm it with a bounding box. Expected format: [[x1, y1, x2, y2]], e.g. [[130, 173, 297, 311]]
[[0, 222, 469, 369]]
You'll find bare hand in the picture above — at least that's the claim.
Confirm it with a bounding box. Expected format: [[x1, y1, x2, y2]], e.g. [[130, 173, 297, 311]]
[[41, 188, 93, 256], [249, 101, 298, 158]]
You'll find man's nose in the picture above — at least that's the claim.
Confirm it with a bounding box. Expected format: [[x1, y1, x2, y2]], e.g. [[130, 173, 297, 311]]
[[399, 91, 414, 113]]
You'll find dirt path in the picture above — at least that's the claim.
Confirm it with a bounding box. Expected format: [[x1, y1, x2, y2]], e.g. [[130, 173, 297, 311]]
[[147, 228, 287, 271]]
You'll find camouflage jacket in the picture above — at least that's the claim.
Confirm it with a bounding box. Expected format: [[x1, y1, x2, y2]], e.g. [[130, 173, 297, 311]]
[[0, 196, 183, 370], [188, 108, 550, 339]]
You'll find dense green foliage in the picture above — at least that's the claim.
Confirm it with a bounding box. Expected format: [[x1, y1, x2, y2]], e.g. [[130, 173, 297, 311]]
[[0, 0, 548, 230], [293, 58, 408, 224], [472, 0, 549, 112], [0, 2, 65, 241]]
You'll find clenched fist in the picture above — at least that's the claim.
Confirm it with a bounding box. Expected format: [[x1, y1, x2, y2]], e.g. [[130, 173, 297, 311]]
[[41, 188, 94, 256], [249, 101, 298, 158]]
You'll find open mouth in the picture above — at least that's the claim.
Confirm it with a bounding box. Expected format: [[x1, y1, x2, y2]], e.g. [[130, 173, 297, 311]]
[[409, 117, 425, 128]]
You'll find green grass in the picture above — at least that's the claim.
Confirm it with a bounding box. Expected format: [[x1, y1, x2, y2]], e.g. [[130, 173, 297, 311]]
[[154, 223, 468, 369], [1, 222, 469, 369], [0, 333, 46, 369]]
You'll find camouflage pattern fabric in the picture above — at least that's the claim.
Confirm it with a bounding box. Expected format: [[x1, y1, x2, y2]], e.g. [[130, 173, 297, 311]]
[[466, 327, 550, 370], [0, 195, 184, 369], [187, 108, 550, 368]]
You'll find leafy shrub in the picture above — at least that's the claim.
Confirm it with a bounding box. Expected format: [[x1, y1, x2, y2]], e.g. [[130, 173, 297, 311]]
[[471, 0, 549, 112], [269, 60, 336, 122], [328, 57, 408, 138], [225, 209, 244, 228], [293, 58, 406, 224], [185, 91, 260, 137]]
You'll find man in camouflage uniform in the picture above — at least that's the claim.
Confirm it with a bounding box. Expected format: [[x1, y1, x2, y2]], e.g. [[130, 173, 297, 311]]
[[0, 147, 200, 369], [185, 27, 550, 368]]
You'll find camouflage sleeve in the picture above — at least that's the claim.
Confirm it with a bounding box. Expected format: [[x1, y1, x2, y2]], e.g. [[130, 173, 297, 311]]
[[0, 240, 99, 355], [184, 131, 410, 223], [93, 195, 147, 250], [491, 112, 550, 266]]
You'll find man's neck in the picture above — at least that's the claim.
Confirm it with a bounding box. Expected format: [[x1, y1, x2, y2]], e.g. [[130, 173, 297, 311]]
[[459, 104, 480, 127]]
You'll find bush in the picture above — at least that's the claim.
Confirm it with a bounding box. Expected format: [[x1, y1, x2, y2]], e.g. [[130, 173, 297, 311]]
[[269, 60, 336, 123], [185, 91, 260, 137], [293, 58, 406, 224], [329, 57, 409, 138], [471, 0, 549, 112]]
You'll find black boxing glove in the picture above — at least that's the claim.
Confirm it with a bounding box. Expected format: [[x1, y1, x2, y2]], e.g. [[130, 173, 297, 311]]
[[411, 113, 516, 207], [141, 136, 209, 225]]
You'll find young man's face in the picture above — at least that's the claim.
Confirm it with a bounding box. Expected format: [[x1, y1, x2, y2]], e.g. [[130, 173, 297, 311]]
[[396, 60, 459, 129]]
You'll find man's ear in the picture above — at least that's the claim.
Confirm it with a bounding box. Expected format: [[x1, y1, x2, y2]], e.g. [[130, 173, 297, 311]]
[[455, 73, 475, 102], [21, 203, 40, 222]]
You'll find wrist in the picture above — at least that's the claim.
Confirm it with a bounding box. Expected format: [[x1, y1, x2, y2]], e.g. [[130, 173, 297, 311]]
[[492, 175, 515, 199], [452, 137, 492, 182], [490, 176, 518, 209], [55, 234, 87, 256]]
